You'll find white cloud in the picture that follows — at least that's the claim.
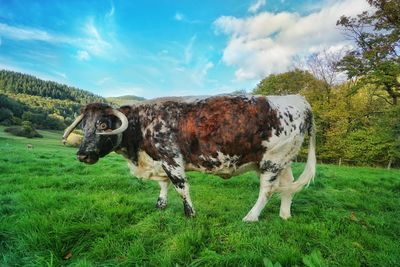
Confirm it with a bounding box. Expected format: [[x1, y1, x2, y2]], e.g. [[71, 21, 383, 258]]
[[191, 61, 214, 85], [77, 50, 90, 61], [214, 0, 372, 81], [83, 18, 112, 56], [184, 35, 196, 64], [248, 0, 266, 13], [0, 23, 61, 42], [0, 19, 113, 59], [106, 2, 115, 18], [174, 12, 184, 21], [96, 76, 112, 85], [53, 71, 67, 79], [173, 12, 202, 24]]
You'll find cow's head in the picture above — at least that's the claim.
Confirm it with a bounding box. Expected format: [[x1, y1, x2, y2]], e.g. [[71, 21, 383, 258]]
[[62, 103, 129, 164]]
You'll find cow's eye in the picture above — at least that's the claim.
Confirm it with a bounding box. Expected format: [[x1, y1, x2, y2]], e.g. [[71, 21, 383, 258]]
[[99, 122, 108, 130]]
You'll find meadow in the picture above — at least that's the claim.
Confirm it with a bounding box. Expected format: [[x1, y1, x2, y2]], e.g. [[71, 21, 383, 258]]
[[0, 126, 399, 266]]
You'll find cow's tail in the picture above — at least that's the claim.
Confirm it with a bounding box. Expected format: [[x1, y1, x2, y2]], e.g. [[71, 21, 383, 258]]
[[285, 116, 316, 194]]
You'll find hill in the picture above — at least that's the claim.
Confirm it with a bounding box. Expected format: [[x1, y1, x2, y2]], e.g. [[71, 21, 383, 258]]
[[0, 69, 106, 130], [106, 95, 146, 106], [0, 70, 104, 104]]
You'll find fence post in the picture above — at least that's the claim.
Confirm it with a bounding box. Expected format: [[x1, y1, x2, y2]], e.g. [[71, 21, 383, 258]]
[[387, 159, 392, 170], [338, 158, 342, 167]]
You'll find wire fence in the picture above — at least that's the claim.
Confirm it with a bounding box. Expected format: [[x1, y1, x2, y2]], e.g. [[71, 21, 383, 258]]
[[295, 156, 398, 170]]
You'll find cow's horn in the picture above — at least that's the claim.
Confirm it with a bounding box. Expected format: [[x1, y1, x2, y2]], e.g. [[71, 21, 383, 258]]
[[97, 109, 128, 135], [62, 114, 84, 143]]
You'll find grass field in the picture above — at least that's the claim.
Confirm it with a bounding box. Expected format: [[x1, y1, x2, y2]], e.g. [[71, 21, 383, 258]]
[[0, 126, 399, 267]]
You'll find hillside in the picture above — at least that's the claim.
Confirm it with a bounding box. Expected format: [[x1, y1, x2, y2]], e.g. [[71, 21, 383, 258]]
[[0, 69, 106, 130], [0, 70, 104, 104], [106, 95, 146, 106]]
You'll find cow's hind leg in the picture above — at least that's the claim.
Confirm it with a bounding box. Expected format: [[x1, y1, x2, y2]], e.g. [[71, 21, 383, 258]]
[[156, 179, 170, 209], [161, 156, 195, 217], [279, 166, 294, 220], [243, 167, 281, 222]]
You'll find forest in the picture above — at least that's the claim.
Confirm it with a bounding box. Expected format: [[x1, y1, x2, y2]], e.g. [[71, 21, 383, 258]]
[[0, 70, 106, 130]]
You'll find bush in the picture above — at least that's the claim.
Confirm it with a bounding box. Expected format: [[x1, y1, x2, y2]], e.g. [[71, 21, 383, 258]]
[[4, 121, 42, 138], [64, 131, 83, 147], [0, 107, 13, 122]]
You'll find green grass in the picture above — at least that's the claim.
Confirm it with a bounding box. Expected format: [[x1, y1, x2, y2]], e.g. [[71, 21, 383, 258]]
[[0, 126, 399, 266]]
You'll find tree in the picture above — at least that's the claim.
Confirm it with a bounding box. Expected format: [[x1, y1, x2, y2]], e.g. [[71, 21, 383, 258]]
[[337, 0, 400, 105], [0, 107, 13, 123], [306, 49, 348, 100], [253, 69, 323, 96]]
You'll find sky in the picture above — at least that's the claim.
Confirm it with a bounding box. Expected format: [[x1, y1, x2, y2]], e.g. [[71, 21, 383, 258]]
[[0, 0, 371, 99]]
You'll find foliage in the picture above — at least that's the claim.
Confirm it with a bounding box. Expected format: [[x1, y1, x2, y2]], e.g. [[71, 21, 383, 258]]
[[0, 127, 399, 266], [4, 121, 42, 138], [302, 250, 325, 267], [0, 70, 105, 104], [253, 69, 399, 167], [0, 70, 108, 130], [65, 131, 84, 147], [253, 69, 324, 96], [106, 95, 146, 106], [0, 93, 25, 117], [263, 258, 282, 267], [336, 0, 400, 105], [0, 107, 13, 123]]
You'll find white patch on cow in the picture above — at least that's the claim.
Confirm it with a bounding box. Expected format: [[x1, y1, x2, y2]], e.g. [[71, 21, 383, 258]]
[[126, 150, 168, 181], [164, 154, 185, 178], [156, 179, 170, 208], [158, 180, 169, 199], [160, 123, 169, 133], [259, 95, 310, 169]]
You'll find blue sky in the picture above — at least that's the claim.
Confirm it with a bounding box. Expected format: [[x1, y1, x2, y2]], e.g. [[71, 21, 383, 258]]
[[0, 0, 370, 98]]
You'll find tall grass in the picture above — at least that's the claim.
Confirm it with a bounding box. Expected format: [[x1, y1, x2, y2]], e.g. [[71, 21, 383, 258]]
[[0, 126, 399, 266]]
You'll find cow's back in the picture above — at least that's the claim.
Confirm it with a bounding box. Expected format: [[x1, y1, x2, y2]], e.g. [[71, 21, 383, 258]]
[[172, 95, 283, 170]]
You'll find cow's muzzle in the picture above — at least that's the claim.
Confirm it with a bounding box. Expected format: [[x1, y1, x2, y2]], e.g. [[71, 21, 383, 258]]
[[77, 152, 99, 164]]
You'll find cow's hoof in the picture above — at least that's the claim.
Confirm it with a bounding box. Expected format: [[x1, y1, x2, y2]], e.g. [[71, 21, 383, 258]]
[[156, 197, 167, 209], [242, 215, 259, 222], [183, 202, 196, 218], [279, 213, 291, 220]]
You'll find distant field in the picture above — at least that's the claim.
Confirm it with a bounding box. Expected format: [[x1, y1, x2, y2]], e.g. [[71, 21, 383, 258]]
[[0, 126, 399, 266]]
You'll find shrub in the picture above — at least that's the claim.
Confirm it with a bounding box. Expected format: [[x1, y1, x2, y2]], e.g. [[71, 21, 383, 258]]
[[4, 121, 43, 138], [0, 107, 13, 122], [64, 131, 83, 147]]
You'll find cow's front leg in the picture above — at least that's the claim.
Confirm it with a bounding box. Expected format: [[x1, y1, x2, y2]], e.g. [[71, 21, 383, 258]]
[[161, 158, 195, 217], [156, 179, 169, 209]]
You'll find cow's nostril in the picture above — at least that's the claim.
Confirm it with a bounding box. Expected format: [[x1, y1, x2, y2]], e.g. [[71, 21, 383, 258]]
[[77, 154, 88, 161]]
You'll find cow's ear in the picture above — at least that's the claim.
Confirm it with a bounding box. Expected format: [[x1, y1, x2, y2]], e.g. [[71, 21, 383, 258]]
[[118, 106, 131, 116]]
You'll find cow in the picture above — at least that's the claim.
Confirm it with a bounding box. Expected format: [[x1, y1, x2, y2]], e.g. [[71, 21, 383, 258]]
[[62, 94, 316, 221]]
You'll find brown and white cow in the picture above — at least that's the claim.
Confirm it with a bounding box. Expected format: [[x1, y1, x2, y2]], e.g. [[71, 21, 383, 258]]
[[63, 94, 316, 221]]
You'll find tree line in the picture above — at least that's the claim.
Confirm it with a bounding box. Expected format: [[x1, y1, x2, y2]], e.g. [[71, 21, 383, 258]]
[[0, 70, 104, 104], [0, 70, 106, 130]]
